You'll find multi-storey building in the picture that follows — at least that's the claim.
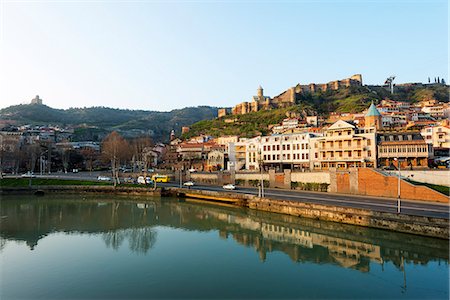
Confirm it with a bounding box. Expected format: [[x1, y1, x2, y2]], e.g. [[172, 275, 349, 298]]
[[421, 122, 450, 149], [311, 120, 377, 169], [377, 132, 432, 169], [260, 132, 318, 170], [245, 137, 261, 171]]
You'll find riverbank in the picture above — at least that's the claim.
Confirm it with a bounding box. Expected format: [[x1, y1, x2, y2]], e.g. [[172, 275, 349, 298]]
[[169, 188, 449, 240], [1, 180, 448, 239]]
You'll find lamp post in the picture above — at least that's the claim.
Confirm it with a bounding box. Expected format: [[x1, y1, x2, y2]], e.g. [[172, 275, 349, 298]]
[[394, 157, 401, 213], [258, 149, 264, 198]]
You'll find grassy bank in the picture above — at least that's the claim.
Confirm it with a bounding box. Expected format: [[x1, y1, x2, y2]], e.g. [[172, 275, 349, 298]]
[[406, 179, 450, 196]]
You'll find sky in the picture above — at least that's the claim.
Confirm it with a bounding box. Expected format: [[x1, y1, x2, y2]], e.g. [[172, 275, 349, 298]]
[[0, 0, 448, 111]]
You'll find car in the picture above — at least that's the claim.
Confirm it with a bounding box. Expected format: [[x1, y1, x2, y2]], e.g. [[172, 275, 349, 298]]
[[21, 172, 36, 178], [223, 184, 236, 190], [123, 177, 136, 184], [97, 176, 111, 181], [183, 181, 195, 187], [145, 177, 154, 184], [72, 168, 79, 173], [188, 168, 197, 172], [137, 176, 146, 184]]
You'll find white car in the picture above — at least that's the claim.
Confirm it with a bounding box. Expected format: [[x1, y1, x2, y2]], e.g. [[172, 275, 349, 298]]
[[97, 176, 111, 181], [21, 172, 36, 178], [223, 184, 236, 190], [188, 168, 197, 172], [183, 181, 195, 187]]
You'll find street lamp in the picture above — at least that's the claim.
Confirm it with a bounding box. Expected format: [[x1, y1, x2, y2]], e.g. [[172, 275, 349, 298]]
[[258, 149, 264, 198], [394, 157, 401, 213]]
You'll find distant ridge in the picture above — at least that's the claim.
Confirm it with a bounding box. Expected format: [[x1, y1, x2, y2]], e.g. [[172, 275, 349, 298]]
[[0, 104, 220, 142]]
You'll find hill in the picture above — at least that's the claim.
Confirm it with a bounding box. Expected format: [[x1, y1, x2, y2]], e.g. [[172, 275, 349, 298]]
[[183, 84, 449, 139], [0, 104, 218, 142]]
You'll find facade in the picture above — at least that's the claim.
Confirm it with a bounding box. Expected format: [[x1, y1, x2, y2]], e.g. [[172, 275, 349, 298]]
[[377, 132, 432, 169], [260, 132, 318, 170], [421, 123, 450, 149], [245, 137, 262, 171], [312, 120, 377, 169], [207, 150, 226, 171]]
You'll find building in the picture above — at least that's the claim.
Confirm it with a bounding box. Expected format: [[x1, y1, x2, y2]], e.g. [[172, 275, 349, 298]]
[[30, 95, 43, 105], [207, 149, 226, 171], [226, 75, 363, 116], [312, 120, 377, 169], [377, 132, 432, 169], [260, 132, 318, 170], [421, 123, 450, 148], [364, 102, 382, 130]]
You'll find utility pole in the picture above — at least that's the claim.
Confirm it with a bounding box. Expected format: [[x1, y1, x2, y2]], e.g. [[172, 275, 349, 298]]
[[395, 157, 401, 213]]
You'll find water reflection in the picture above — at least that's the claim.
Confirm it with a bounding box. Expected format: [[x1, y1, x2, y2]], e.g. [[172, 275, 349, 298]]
[[0, 195, 448, 273]]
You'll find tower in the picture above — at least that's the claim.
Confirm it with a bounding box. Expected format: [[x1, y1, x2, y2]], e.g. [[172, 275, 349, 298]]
[[365, 102, 382, 130], [257, 85, 263, 98], [170, 130, 175, 141]]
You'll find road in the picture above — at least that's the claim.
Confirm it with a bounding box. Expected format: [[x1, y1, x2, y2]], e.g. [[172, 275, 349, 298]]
[[5, 172, 449, 220], [159, 182, 450, 220]]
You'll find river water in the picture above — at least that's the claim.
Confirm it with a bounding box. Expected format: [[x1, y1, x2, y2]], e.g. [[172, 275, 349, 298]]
[[0, 194, 448, 299]]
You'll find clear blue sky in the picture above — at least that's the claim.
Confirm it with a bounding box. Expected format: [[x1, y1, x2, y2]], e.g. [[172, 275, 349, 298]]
[[0, 0, 447, 111]]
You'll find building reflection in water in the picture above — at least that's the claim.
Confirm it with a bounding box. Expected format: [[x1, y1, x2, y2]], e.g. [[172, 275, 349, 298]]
[[0, 196, 448, 274]]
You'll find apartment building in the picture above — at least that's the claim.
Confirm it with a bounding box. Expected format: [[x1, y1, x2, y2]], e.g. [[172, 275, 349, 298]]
[[312, 120, 377, 169], [421, 122, 450, 149], [260, 132, 318, 170], [377, 132, 432, 169]]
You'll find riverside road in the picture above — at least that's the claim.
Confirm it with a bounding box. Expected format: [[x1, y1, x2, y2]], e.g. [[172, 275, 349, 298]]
[[159, 182, 449, 220], [7, 172, 449, 220]]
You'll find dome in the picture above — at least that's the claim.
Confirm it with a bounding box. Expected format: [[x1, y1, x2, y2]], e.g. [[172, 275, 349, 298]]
[[366, 102, 381, 117]]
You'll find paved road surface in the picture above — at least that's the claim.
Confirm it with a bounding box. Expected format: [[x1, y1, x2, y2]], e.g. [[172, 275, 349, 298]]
[[4, 173, 448, 219]]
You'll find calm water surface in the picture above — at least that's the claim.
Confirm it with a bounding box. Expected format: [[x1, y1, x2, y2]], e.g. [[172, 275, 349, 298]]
[[0, 194, 448, 299]]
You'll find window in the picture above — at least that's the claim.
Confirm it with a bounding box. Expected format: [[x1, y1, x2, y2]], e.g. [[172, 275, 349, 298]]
[[367, 139, 371, 146], [277, 145, 280, 151], [287, 154, 290, 159], [287, 145, 290, 150], [368, 150, 372, 157], [306, 153, 309, 159], [302, 153, 305, 160], [315, 153, 318, 159], [282, 145, 286, 151]]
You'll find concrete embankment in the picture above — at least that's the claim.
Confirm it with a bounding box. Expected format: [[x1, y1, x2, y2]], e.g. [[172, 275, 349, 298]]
[[169, 188, 449, 240], [0, 185, 161, 196]]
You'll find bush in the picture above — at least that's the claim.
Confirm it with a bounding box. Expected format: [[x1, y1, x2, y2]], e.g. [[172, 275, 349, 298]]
[[235, 179, 245, 186], [291, 181, 329, 192]]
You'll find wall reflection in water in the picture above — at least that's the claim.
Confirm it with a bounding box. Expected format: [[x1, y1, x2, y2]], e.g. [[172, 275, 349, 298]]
[[1, 195, 448, 274]]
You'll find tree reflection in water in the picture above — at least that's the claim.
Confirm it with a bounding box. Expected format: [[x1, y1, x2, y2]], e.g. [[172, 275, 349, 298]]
[[102, 227, 157, 254]]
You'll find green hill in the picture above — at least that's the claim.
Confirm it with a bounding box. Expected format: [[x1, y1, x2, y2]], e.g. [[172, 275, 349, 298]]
[[183, 84, 449, 139], [0, 105, 218, 142]]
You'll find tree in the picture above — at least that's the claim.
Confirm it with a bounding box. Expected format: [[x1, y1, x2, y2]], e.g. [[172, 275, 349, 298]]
[[101, 131, 130, 186], [130, 136, 153, 172]]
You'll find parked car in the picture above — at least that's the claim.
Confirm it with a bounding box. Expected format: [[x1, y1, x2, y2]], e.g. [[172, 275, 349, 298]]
[[223, 184, 236, 190], [145, 177, 153, 184], [123, 177, 136, 184], [97, 176, 111, 181], [137, 176, 146, 184], [183, 181, 195, 187], [72, 168, 79, 173], [21, 172, 36, 178], [188, 168, 197, 172]]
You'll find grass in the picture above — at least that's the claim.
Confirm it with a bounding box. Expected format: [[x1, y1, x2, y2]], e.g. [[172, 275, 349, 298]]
[[406, 179, 450, 196], [0, 178, 112, 187]]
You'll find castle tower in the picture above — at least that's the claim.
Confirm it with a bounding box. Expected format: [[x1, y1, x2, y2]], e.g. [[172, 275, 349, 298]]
[[289, 87, 296, 102], [257, 85, 263, 98], [31, 95, 43, 105], [365, 102, 382, 130]]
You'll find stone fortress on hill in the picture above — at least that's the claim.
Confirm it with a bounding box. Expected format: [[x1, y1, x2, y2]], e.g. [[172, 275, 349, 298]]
[[218, 74, 363, 117]]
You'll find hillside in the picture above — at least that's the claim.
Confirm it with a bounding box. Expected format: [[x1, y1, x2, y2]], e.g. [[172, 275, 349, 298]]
[[0, 105, 218, 142], [183, 84, 449, 139]]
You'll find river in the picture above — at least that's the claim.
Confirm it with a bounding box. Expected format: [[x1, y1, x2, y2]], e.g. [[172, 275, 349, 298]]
[[0, 194, 448, 299]]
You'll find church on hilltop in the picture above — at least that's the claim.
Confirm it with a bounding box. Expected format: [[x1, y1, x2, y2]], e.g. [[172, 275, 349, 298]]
[[30, 95, 43, 105], [218, 74, 363, 117]]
